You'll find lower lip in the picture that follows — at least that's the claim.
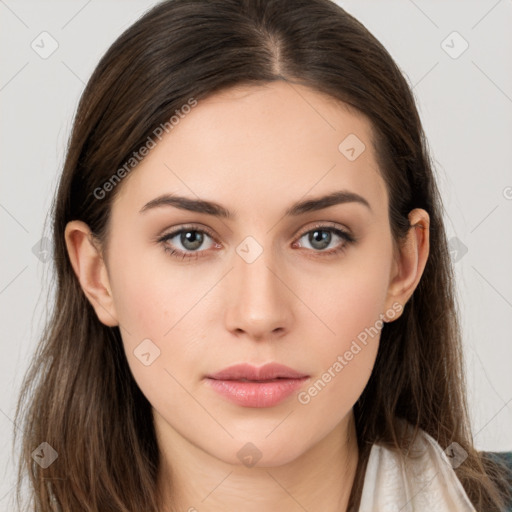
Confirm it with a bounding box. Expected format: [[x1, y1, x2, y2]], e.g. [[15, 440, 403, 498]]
[[205, 377, 309, 407]]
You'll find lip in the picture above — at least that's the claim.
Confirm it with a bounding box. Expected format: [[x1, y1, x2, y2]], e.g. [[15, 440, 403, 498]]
[[205, 363, 310, 408], [206, 362, 309, 381]]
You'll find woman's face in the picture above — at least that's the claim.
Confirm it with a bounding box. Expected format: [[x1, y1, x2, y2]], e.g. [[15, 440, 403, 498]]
[[89, 81, 417, 467]]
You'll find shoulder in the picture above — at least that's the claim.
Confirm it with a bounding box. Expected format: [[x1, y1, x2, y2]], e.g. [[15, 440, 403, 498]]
[[479, 451, 512, 511], [481, 451, 512, 470]]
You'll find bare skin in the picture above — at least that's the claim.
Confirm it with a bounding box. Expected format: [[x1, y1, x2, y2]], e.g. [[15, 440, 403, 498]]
[[65, 80, 429, 512]]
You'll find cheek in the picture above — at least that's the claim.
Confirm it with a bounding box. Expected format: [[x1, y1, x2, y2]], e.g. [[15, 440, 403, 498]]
[[296, 281, 384, 417], [110, 270, 193, 416], [108, 231, 189, 340], [111, 271, 168, 340], [298, 241, 392, 348], [107, 248, 212, 396], [294, 239, 392, 405]]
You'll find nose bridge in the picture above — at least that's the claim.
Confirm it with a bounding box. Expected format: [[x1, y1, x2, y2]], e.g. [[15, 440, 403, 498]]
[[224, 234, 292, 338]]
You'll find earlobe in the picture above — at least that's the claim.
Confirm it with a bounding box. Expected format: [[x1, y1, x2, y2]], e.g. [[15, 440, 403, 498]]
[[384, 208, 430, 321], [64, 220, 119, 327]]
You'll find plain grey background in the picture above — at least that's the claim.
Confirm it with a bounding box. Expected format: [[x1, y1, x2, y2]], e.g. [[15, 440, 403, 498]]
[[1, 0, 511, 508]]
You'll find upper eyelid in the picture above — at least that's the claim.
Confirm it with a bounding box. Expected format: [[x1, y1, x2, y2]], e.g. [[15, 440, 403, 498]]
[[158, 220, 351, 238], [159, 223, 218, 242], [296, 221, 350, 236]]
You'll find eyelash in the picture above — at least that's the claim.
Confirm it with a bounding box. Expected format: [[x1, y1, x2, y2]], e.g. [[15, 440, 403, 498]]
[[157, 223, 356, 261]]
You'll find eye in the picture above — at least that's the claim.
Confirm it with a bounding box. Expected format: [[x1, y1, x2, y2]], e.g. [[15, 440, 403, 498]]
[[292, 223, 356, 257], [157, 222, 356, 261], [157, 225, 219, 260]]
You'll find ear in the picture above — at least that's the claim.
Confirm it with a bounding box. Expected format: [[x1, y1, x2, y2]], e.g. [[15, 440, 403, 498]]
[[64, 220, 119, 327], [384, 208, 430, 321]]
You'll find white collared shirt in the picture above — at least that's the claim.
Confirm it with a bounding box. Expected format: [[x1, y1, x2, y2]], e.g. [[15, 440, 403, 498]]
[[359, 419, 476, 511]]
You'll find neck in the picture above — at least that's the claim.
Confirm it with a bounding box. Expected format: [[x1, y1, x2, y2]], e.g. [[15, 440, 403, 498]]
[[156, 412, 359, 512]]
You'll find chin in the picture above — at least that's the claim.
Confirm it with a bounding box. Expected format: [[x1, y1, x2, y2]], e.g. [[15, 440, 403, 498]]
[[211, 436, 310, 469]]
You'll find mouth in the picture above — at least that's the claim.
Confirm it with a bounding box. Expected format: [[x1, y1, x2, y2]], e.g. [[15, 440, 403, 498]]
[[204, 363, 310, 407]]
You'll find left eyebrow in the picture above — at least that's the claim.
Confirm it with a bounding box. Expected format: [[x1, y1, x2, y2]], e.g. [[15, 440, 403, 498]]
[[139, 189, 372, 218], [285, 190, 372, 216]]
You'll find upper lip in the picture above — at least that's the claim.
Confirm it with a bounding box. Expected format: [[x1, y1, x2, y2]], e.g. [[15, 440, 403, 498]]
[[206, 363, 309, 381]]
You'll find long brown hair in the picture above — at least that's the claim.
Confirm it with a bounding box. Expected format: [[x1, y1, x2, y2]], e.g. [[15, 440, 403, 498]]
[[15, 0, 512, 510]]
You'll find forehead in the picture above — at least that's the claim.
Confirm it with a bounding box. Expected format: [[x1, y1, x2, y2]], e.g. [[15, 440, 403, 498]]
[[112, 81, 387, 219]]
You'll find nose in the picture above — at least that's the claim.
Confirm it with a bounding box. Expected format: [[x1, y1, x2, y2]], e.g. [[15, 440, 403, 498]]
[[223, 242, 294, 341]]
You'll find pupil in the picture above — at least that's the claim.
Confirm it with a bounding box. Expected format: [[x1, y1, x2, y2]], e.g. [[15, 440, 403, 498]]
[[181, 231, 203, 250], [310, 230, 330, 250]]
